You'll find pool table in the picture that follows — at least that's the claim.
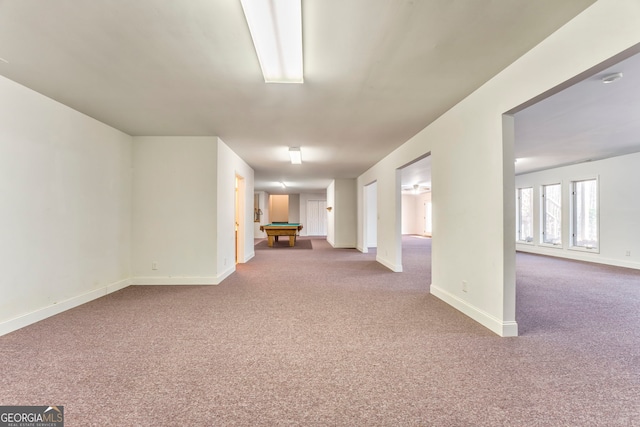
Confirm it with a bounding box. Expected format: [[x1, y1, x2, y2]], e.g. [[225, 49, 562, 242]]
[[260, 223, 303, 247]]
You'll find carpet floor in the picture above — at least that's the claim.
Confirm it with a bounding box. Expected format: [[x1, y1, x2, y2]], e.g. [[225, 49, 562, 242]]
[[254, 237, 313, 249], [0, 236, 638, 426]]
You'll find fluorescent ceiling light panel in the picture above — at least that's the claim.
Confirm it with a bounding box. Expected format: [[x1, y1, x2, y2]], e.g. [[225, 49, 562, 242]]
[[289, 147, 302, 164], [240, 0, 303, 83]]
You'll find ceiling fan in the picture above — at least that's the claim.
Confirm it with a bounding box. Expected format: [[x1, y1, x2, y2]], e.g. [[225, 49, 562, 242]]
[[401, 184, 431, 194]]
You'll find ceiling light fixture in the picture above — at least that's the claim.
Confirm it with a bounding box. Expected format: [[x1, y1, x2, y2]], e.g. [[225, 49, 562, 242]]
[[601, 72, 623, 84], [240, 0, 303, 84], [289, 147, 302, 164]]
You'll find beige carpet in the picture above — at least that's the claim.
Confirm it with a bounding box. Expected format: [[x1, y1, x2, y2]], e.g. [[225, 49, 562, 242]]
[[0, 236, 639, 426]]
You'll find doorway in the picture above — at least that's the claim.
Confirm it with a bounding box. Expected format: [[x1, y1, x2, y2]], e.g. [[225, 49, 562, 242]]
[[235, 175, 245, 264], [363, 181, 377, 252], [398, 154, 432, 279], [306, 200, 327, 235]]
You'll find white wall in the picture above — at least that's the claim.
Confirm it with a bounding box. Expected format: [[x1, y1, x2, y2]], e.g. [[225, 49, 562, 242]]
[[327, 182, 335, 245], [358, 168, 403, 272], [402, 192, 432, 235], [327, 179, 357, 248], [516, 152, 640, 270], [401, 194, 418, 235], [132, 137, 219, 284], [288, 194, 300, 223], [0, 75, 132, 335], [216, 139, 255, 275], [254, 191, 269, 238], [132, 137, 254, 285], [356, 0, 640, 336], [366, 183, 377, 247]]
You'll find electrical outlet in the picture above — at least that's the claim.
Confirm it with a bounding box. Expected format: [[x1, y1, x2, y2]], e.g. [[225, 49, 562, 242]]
[[152, 262, 158, 270], [224, 258, 227, 266], [462, 280, 468, 293], [626, 251, 631, 257]]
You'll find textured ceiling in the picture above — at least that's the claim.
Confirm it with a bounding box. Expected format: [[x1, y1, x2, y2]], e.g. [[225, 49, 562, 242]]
[[0, 0, 596, 193]]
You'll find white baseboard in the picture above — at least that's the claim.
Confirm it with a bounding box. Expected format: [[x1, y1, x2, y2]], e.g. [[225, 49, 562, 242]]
[[376, 255, 403, 272], [0, 278, 131, 337], [132, 276, 219, 285], [430, 284, 518, 337], [516, 245, 640, 270], [216, 265, 236, 283], [132, 265, 237, 286], [106, 278, 131, 294]]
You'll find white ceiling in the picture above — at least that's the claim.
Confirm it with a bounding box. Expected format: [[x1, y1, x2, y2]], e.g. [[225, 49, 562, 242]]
[[401, 50, 640, 190], [514, 51, 640, 175], [0, 0, 596, 193], [401, 156, 432, 192]]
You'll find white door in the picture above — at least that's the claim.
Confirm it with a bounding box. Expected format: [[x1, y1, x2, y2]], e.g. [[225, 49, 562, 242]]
[[307, 200, 327, 236]]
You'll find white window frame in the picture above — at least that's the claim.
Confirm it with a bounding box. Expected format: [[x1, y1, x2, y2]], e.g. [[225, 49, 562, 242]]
[[569, 177, 599, 253], [516, 187, 534, 244], [541, 183, 563, 247]]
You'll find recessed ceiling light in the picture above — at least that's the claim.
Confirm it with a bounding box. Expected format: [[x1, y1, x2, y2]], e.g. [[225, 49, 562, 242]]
[[601, 72, 623, 84], [289, 147, 302, 164]]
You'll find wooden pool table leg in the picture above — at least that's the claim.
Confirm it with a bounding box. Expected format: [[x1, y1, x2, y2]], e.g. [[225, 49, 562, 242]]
[[267, 236, 274, 247], [288, 236, 295, 247]]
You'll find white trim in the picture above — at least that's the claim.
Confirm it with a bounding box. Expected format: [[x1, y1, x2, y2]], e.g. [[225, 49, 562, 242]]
[[540, 182, 563, 247], [132, 266, 237, 286], [567, 245, 600, 254], [0, 278, 131, 337], [430, 284, 518, 337], [132, 276, 219, 285], [328, 241, 357, 249], [243, 251, 255, 263], [569, 176, 600, 253], [376, 255, 402, 272], [106, 278, 131, 294], [538, 242, 563, 249], [216, 265, 236, 283], [516, 246, 640, 270]]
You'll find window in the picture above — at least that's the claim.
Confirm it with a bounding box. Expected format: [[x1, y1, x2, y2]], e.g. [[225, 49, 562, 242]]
[[516, 187, 533, 242], [571, 179, 598, 250], [542, 183, 562, 245]]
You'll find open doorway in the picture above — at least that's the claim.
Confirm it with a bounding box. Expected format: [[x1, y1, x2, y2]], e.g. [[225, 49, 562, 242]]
[[362, 181, 377, 253], [235, 175, 245, 264], [506, 47, 640, 333], [398, 154, 432, 283]]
